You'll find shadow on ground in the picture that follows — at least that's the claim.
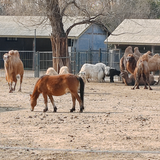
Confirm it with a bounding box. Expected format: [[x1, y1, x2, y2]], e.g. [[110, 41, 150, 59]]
[[0, 106, 24, 113]]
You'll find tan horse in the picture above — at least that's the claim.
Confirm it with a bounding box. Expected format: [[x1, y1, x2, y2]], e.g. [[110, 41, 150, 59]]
[[30, 74, 84, 112]]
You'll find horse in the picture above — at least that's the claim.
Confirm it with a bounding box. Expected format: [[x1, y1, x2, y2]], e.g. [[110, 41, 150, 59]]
[[30, 74, 84, 112]]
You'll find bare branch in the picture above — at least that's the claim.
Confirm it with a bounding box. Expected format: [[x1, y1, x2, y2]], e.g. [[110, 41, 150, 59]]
[[66, 13, 103, 36], [60, 0, 75, 16]]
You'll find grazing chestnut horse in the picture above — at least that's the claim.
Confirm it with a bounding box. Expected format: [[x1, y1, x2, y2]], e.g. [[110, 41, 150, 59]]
[[30, 74, 84, 112]]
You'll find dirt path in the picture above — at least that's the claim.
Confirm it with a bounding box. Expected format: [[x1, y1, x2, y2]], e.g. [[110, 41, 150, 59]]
[[0, 77, 160, 159]]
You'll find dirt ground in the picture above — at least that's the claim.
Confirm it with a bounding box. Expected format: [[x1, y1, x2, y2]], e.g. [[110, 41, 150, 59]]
[[1, 76, 160, 160]]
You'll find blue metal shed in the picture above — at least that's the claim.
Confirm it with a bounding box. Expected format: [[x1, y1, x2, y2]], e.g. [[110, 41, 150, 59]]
[[72, 24, 107, 51], [70, 24, 109, 73]]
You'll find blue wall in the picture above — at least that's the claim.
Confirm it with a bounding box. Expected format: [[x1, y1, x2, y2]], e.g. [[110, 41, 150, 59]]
[[72, 24, 107, 51]]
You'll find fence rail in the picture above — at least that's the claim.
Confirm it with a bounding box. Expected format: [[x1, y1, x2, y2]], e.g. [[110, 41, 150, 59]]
[[0, 49, 122, 77], [0, 50, 35, 77]]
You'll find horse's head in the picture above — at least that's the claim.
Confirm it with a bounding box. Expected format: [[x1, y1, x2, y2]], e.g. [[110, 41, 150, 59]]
[[30, 94, 37, 111]]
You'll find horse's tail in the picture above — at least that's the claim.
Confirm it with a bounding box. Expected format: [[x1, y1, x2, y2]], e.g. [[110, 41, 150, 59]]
[[77, 76, 84, 104]]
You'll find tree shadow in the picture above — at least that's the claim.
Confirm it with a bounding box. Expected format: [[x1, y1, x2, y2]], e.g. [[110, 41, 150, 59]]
[[0, 106, 24, 113]]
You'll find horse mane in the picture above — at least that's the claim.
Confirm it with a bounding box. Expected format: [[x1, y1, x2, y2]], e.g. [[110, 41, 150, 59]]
[[30, 74, 85, 112], [40, 74, 49, 79], [31, 75, 48, 99]]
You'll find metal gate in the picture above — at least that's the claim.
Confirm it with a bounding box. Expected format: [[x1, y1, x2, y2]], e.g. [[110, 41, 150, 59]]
[[0, 50, 34, 77], [70, 49, 109, 74], [109, 49, 122, 70], [35, 50, 110, 76], [70, 49, 122, 74], [0, 49, 122, 77]]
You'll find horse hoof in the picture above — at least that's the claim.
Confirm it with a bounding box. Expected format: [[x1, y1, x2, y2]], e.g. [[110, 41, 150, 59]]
[[43, 108, 48, 112], [70, 108, 75, 112], [54, 107, 57, 112], [80, 107, 84, 113]]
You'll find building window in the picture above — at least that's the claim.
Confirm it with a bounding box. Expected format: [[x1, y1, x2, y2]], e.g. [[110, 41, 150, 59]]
[[6, 37, 18, 41], [68, 39, 73, 47]]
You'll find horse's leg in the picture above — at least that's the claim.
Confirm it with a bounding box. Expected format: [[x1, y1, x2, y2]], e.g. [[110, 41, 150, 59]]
[[48, 95, 57, 112], [71, 92, 84, 112], [9, 83, 12, 93], [70, 94, 76, 112], [9, 82, 14, 93], [42, 93, 48, 112], [13, 81, 17, 91]]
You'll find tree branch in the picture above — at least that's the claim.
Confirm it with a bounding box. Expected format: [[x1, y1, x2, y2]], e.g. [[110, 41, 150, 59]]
[[66, 14, 103, 36], [61, 0, 75, 16]]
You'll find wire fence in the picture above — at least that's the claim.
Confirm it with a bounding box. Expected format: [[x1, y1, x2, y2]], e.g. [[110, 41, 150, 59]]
[[0, 49, 122, 77], [0, 50, 35, 77]]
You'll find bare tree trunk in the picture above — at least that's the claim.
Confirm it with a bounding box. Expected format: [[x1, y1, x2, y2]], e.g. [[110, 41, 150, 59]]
[[50, 35, 70, 73]]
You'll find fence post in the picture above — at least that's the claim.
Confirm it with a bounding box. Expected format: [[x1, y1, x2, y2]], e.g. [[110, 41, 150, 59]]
[[99, 48, 102, 62], [77, 52, 80, 74], [34, 51, 39, 77], [88, 48, 92, 63], [73, 48, 76, 74], [33, 29, 36, 70], [109, 50, 113, 67]]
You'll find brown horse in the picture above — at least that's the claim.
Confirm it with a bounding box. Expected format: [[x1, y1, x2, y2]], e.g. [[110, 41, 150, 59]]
[[30, 74, 84, 112]]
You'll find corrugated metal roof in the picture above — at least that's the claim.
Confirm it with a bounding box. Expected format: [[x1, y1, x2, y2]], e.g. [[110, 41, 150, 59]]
[[105, 19, 160, 46], [0, 16, 89, 39]]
